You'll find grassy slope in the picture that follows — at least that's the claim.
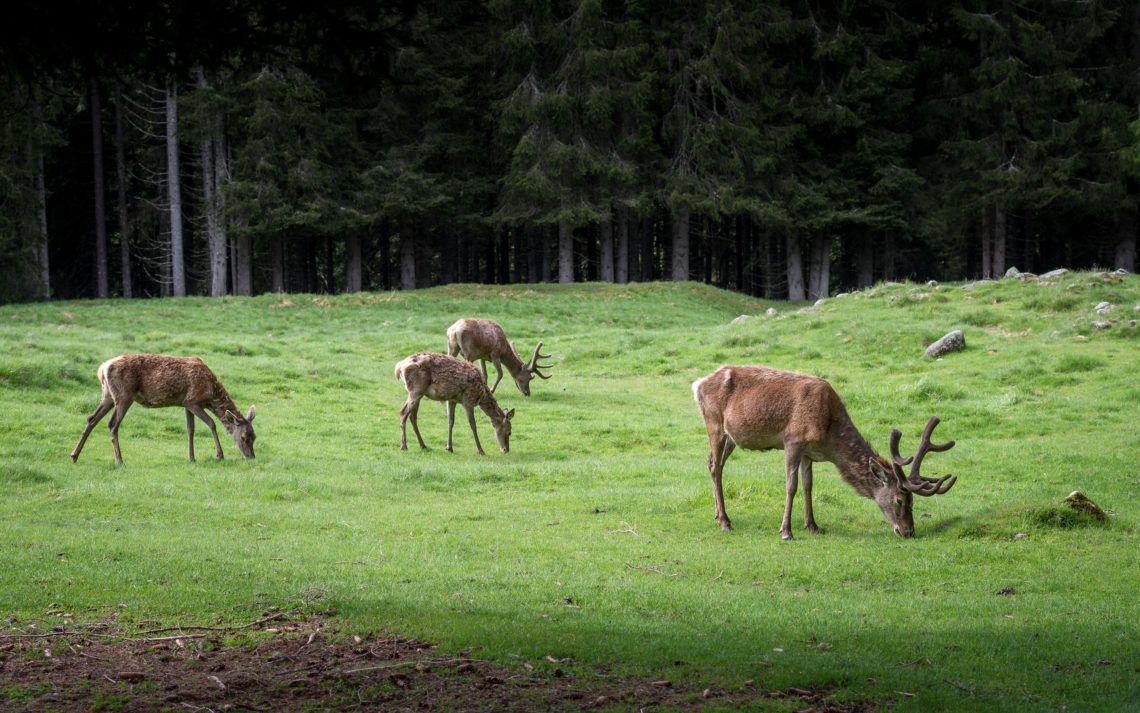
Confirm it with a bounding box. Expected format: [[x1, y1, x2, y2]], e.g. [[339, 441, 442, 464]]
[[1, 277, 1137, 711]]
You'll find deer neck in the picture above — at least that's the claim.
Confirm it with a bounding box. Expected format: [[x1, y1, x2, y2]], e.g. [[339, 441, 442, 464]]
[[208, 394, 241, 432], [477, 390, 505, 424], [500, 347, 526, 378], [828, 416, 886, 499]]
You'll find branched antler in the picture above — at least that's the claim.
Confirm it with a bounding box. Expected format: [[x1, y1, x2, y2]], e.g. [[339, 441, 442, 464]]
[[527, 342, 553, 379], [889, 417, 957, 496]]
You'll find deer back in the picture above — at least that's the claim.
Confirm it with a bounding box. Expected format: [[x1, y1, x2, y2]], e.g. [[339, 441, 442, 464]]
[[694, 365, 841, 451], [397, 353, 489, 405], [448, 318, 516, 363], [102, 354, 228, 409]]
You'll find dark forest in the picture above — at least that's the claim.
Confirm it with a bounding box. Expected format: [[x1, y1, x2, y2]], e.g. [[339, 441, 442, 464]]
[[1, 0, 1137, 304]]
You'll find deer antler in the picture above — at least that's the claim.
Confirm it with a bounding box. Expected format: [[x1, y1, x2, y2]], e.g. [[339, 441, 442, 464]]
[[528, 342, 553, 379], [889, 417, 957, 496]]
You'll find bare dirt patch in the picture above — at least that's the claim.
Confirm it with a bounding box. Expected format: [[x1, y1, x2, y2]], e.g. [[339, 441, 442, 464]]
[[0, 619, 872, 712]]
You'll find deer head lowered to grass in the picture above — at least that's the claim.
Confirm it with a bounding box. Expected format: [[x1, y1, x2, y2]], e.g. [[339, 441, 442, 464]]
[[395, 352, 515, 455], [446, 318, 552, 396], [71, 354, 256, 466], [692, 365, 957, 539]]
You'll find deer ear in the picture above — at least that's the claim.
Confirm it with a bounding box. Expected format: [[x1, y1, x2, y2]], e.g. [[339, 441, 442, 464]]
[[246, 405, 256, 422], [505, 408, 515, 420], [224, 410, 238, 424]]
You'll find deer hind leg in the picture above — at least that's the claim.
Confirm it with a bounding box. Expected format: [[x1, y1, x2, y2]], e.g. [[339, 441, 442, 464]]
[[707, 432, 735, 531], [780, 445, 804, 540], [445, 401, 456, 452], [107, 400, 133, 466], [71, 395, 114, 462], [465, 404, 486, 455], [801, 459, 820, 533], [400, 396, 428, 450], [187, 404, 223, 460]]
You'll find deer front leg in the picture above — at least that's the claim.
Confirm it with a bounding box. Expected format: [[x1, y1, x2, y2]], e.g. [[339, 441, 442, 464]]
[[781, 446, 803, 540], [802, 459, 820, 533], [465, 404, 486, 455], [107, 400, 133, 466], [708, 434, 735, 531], [186, 409, 196, 461], [71, 395, 114, 463], [489, 357, 504, 393], [187, 404, 224, 459], [446, 401, 456, 452]]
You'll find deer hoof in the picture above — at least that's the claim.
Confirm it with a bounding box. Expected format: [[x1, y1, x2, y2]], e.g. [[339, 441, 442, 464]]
[[805, 524, 821, 534], [717, 518, 732, 531], [781, 530, 794, 541]]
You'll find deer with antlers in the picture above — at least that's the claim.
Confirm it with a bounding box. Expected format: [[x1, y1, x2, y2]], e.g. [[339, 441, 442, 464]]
[[693, 365, 957, 539], [446, 318, 552, 396], [71, 354, 257, 466], [395, 352, 515, 455]]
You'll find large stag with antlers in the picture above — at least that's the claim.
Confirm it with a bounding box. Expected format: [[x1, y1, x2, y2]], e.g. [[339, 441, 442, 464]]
[[693, 365, 957, 539], [396, 352, 515, 455], [71, 354, 257, 466], [446, 318, 551, 396]]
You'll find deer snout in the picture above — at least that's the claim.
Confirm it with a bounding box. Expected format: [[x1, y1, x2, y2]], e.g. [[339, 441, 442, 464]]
[[893, 524, 914, 537]]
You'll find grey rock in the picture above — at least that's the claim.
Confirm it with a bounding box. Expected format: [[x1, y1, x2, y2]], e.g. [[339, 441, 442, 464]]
[[1038, 268, 1068, 279], [1094, 301, 1115, 315], [1004, 266, 1023, 279], [924, 330, 966, 358], [765, 307, 778, 316], [962, 279, 993, 290], [1092, 320, 1112, 330], [729, 314, 750, 326]]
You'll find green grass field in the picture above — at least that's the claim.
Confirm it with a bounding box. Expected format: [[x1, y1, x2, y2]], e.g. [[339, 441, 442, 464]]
[[1, 276, 1137, 711]]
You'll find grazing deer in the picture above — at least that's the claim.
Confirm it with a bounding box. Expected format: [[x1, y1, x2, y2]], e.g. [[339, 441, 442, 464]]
[[395, 352, 515, 455], [693, 365, 957, 539], [71, 354, 257, 466], [446, 318, 552, 396]]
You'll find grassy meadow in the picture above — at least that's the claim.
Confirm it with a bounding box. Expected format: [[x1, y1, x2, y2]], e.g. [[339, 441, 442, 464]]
[[1, 276, 1137, 711]]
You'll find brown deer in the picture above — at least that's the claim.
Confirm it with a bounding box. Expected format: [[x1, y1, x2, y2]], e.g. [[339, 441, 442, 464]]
[[445, 318, 552, 396], [395, 352, 515, 455], [693, 365, 957, 539], [71, 354, 257, 466]]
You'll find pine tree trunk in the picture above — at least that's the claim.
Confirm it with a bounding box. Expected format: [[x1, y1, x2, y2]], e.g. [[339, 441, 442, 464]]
[[599, 215, 614, 282], [90, 79, 109, 298], [981, 206, 993, 279], [512, 228, 523, 283], [498, 229, 510, 284], [857, 235, 874, 288], [271, 238, 285, 292], [234, 231, 253, 296], [525, 227, 539, 283], [30, 135, 50, 300], [642, 216, 655, 280], [558, 221, 574, 283], [807, 235, 830, 299], [400, 226, 416, 290], [671, 205, 690, 280], [615, 209, 629, 284], [1116, 210, 1137, 272], [195, 70, 227, 297], [112, 86, 131, 298], [993, 204, 1006, 276], [785, 234, 805, 301], [165, 76, 186, 296]]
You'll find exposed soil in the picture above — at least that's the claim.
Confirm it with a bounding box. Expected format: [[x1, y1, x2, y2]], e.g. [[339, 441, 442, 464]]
[[0, 618, 873, 712]]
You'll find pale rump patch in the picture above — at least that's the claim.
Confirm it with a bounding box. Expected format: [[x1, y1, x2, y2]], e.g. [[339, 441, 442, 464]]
[[691, 376, 706, 405], [722, 368, 732, 388]]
